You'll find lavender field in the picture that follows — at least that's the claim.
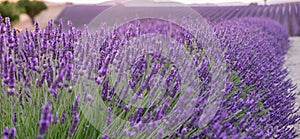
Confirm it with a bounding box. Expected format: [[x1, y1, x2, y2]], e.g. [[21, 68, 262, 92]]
[[56, 2, 300, 36], [1, 1, 300, 139]]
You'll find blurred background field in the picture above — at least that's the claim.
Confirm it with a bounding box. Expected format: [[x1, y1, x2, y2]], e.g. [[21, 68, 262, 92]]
[[1, 0, 300, 36], [0, 0, 300, 35], [13, 1, 65, 31]]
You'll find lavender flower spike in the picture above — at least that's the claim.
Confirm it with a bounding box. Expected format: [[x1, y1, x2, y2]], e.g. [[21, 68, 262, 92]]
[[37, 103, 52, 139], [1, 127, 16, 139], [68, 113, 80, 137]]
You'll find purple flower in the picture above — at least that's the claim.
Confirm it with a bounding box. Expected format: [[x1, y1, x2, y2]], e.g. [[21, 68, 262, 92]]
[[68, 113, 80, 137], [71, 95, 80, 115], [1, 127, 16, 139], [86, 94, 93, 101], [101, 134, 110, 139], [37, 103, 52, 139], [13, 113, 16, 126], [61, 112, 66, 123], [124, 105, 130, 111], [2, 127, 10, 139]]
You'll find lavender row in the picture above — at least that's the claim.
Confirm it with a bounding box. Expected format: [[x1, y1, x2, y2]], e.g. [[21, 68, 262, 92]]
[[0, 15, 299, 138], [56, 3, 300, 36]]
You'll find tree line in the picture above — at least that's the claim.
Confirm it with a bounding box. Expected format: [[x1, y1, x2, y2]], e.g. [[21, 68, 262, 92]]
[[0, 0, 47, 24]]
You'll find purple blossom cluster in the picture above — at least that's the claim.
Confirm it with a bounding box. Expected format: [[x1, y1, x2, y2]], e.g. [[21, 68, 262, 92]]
[[69, 95, 80, 137], [0, 13, 299, 138], [1, 17, 81, 97], [37, 103, 52, 139], [1, 15, 82, 138], [79, 17, 299, 138], [76, 18, 226, 138], [167, 17, 299, 139], [185, 17, 299, 138], [0, 17, 18, 96], [1, 127, 16, 139]]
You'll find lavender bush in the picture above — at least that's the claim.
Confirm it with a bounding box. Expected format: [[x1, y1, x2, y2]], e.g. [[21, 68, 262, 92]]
[[194, 17, 300, 138], [0, 14, 299, 139]]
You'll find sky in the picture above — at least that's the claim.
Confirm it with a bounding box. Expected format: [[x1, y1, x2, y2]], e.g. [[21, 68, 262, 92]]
[[45, 0, 300, 5]]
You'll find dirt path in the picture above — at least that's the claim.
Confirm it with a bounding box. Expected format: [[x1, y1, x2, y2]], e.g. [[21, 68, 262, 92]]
[[285, 37, 300, 137], [13, 3, 65, 31], [285, 37, 300, 96]]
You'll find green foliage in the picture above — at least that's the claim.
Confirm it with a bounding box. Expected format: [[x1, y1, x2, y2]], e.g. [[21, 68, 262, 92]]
[[17, 0, 47, 24], [0, 83, 101, 138], [0, 1, 20, 23]]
